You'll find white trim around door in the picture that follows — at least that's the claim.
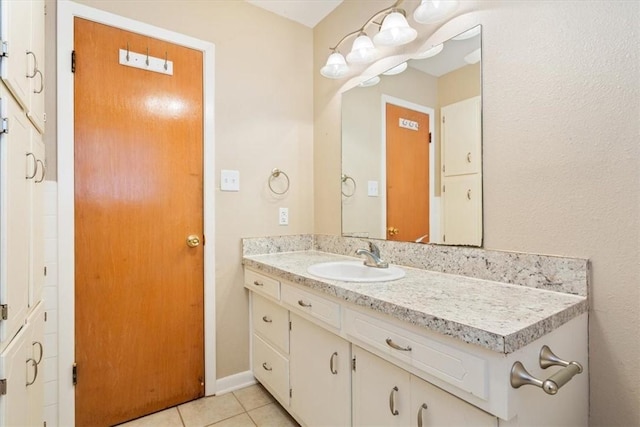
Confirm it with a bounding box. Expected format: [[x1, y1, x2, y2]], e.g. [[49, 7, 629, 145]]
[[56, 2, 216, 425]]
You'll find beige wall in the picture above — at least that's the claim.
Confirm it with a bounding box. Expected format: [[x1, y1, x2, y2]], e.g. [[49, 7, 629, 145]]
[[315, 1, 639, 425], [49, 0, 314, 379]]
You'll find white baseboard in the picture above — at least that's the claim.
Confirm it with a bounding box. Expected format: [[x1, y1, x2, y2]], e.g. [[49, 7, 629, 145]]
[[214, 370, 256, 396]]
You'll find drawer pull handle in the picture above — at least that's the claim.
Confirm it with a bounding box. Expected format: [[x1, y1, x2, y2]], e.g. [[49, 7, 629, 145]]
[[389, 386, 399, 416], [330, 352, 338, 375], [510, 345, 583, 395], [262, 362, 272, 372], [298, 300, 312, 308], [253, 281, 264, 287], [386, 338, 412, 352], [262, 316, 272, 323], [417, 403, 428, 427]]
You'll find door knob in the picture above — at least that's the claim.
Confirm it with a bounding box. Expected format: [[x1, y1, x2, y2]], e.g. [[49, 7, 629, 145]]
[[387, 227, 399, 236], [186, 235, 201, 248]]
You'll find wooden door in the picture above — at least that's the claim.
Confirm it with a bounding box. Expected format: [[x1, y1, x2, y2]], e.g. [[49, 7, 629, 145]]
[[74, 18, 204, 426], [385, 104, 430, 242]]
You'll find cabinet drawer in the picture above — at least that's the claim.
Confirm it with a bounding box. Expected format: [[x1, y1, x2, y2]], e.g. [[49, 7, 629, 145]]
[[281, 284, 341, 329], [245, 269, 280, 300], [252, 334, 289, 406], [252, 293, 289, 354], [345, 309, 487, 399]]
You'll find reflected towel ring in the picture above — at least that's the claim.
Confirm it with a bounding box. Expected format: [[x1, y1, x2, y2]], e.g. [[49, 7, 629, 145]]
[[341, 174, 356, 197], [269, 168, 290, 195]]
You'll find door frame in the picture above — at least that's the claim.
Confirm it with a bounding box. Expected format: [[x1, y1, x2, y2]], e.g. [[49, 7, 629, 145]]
[[380, 95, 437, 242], [56, 2, 216, 425]]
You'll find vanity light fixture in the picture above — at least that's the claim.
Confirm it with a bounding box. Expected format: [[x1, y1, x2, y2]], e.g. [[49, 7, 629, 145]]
[[320, 0, 417, 79], [413, 0, 459, 24]]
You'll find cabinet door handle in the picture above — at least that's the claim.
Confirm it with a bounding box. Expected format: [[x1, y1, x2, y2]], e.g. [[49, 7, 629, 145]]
[[389, 386, 399, 416], [26, 153, 38, 179], [36, 159, 46, 183], [26, 51, 38, 78], [33, 69, 44, 94], [253, 281, 264, 287], [262, 362, 272, 372], [386, 338, 412, 352], [417, 403, 428, 427], [262, 316, 272, 323], [32, 341, 44, 364], [298, 300, 312, 308], [330, 352, 338, 375], [26, 358, 38, 386]]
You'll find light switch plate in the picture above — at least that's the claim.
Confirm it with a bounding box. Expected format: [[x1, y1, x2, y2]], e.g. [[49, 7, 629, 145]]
[[367, 180, 379, 197], [221, 169, 240, 191]]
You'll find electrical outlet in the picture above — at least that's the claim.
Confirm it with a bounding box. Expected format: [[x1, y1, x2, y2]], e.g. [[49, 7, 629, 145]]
[[279, 207, 289, 225]]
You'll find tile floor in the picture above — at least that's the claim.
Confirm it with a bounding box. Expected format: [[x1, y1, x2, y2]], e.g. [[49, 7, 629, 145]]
[[118, 384, 299, 427]]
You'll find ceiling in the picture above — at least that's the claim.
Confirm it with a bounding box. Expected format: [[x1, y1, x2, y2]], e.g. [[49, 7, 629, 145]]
[[246, 0, 344, 28]]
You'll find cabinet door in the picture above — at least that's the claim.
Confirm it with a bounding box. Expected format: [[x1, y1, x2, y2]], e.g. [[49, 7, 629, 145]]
[[352, 345, 411, 427], [289, 313, 351, 427], [0, 324, 30, 427], [410, 375, 497, 427], [0, 91, 31, 349], [0, 0, 32, 110], [26, 302, 45, 427], [28, 136, 45, 309], [441, 96, 481, 177], [27, 0, 45, 133], [441, 174, 482, 246]]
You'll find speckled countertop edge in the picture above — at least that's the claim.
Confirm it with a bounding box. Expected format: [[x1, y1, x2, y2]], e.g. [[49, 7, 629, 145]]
[[242, 251, 588, 354]]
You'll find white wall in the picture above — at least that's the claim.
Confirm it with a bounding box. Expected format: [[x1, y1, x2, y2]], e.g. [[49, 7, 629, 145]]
[[314, 1, 640, 425]]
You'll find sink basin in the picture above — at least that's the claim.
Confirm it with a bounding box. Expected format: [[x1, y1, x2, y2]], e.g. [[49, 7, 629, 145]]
[[307, 261, 405, 283]]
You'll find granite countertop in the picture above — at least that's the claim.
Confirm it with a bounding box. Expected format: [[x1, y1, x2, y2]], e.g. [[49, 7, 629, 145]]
[[243, 250, 588, 354]]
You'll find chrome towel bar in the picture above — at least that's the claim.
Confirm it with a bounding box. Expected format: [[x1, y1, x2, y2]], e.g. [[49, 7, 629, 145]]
[[510, 345, 583, 395]]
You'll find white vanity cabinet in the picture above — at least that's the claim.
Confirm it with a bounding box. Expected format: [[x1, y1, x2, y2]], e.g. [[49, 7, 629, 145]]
[[244, 265, 588, 427], [0, 0, 46, 133], [289, 313, 351, 427], [352, 345, 496, 427]]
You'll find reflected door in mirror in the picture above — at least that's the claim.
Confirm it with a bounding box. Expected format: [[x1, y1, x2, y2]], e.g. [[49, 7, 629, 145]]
[[386, 103, 430, 242]]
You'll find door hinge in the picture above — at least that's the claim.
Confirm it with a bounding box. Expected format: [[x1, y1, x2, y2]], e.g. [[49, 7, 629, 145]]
[[72, 362, 78, 386], [289, 321, 292, 331], [289, 388, 292, 398], [1, 41, 7, 58], [442, 164, 445, 173], [352, 356, 356, 371], [1, 117, 8, 134], [429, 132, 432, 143], [44, 266, 47, 276], [44, 311, 48, 322], [442, 116, 445, 124], [0, 304, 7, 320], [443, 234, 446, 243], [442, 185, 446, 193], [0, 379, 6, 395], [71, 50, 76, 73]]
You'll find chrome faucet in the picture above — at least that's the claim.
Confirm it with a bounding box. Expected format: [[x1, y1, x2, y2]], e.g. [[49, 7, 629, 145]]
[[356, 242, 389, 268]]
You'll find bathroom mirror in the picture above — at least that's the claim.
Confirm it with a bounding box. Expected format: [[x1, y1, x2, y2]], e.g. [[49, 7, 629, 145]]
[[341, 25, 482, 246]]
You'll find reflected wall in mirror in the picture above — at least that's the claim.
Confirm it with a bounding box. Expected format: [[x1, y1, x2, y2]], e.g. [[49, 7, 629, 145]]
[[341, 25, 482, 246]]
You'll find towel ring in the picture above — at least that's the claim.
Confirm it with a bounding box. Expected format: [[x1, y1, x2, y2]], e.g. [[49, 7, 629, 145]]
[[269, 168, 290, 195], [341, 174, 356, 197]]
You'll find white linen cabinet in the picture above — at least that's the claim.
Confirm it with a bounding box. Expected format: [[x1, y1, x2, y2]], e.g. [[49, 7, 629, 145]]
[[0, 0, 46, 424]]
